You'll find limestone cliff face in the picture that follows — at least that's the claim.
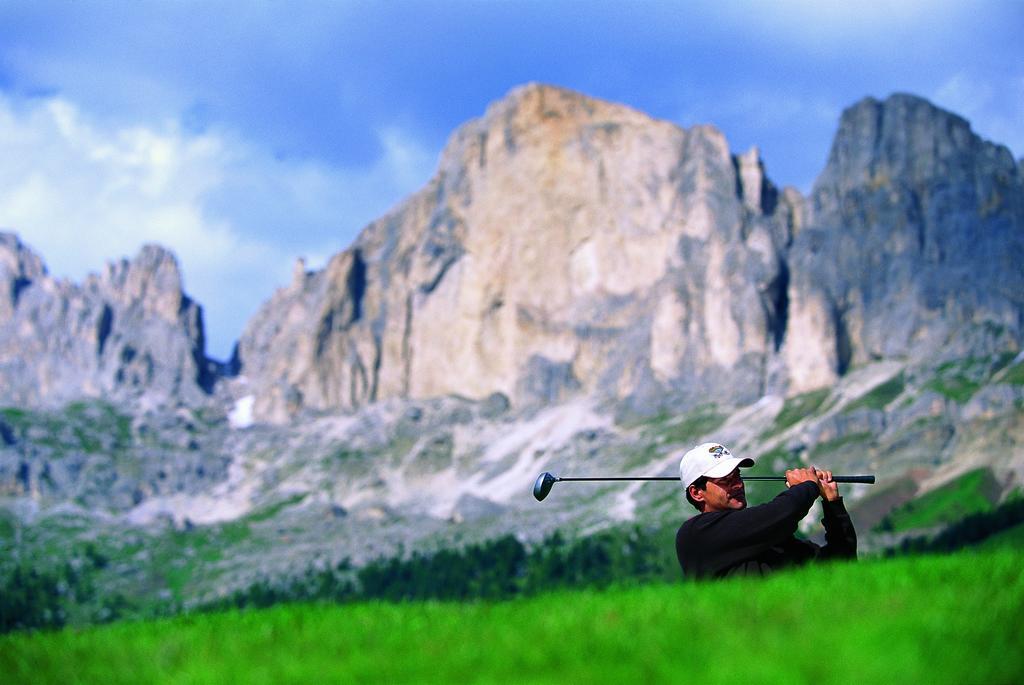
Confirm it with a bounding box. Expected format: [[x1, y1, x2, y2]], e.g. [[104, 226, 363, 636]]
[[0, 234, 212, 407], [783, 94, 1024, 391], [237, 84, 799, 421]]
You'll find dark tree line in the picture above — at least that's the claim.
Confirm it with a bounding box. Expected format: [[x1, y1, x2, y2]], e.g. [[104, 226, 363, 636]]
[[202, 525, 682, 612]]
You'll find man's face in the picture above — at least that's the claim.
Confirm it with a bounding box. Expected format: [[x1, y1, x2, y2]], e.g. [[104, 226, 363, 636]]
[[691, 468, 747, 513]]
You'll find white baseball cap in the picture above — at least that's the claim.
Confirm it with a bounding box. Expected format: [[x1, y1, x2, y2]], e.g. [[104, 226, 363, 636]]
[[679, 442, 754, 490]]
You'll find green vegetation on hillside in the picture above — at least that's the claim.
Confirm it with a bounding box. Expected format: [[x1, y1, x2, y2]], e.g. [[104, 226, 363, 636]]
[[2, 549, 1021, 685], [0, 401, 132, 456], [889, 495, 1024, 555], [617, 405, 728, 469], [763, 388, 831, 437], [843, 373, 905, 413], [875, 468, 999, 533], [922, 353, 1020, 401], [626, 405, 726, 445], [1003, 359, 1024, 385], [809, 431, 872, 460], [925, 358, 983, 402], [925, 375, 981, 403]]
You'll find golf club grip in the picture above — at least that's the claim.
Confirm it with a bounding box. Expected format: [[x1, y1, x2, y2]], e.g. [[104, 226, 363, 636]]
[[832, 475, 875, 484]]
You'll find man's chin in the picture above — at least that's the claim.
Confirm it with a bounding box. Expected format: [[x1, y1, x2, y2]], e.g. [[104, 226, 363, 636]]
[[730, 499, 747, 509]]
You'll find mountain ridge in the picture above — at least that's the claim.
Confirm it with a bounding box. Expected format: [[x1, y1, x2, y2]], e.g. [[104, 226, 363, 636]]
[[0, 85, 1020, 424], [230, 84, 1022, 422]]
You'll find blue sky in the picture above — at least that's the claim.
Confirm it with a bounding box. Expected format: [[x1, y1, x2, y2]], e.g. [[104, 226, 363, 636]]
[[0, 0, 1021, 359]]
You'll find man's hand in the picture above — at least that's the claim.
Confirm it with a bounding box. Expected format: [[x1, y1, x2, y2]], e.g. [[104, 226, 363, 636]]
[[816, 469, 840, 502], [785, 467, 822, 496], [785, 467, 821, 488], [785, 467, 841, 501]]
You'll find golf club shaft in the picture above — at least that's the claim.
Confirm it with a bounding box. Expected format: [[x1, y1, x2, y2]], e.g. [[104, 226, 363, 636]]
[[557, 475, 875, 484]]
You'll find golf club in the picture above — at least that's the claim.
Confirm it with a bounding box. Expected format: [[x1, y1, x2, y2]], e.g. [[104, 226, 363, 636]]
[[532, 471, 876, 501]]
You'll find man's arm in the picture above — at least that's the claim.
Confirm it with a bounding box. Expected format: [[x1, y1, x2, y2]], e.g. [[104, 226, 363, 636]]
[[814, 470, 858, 559]]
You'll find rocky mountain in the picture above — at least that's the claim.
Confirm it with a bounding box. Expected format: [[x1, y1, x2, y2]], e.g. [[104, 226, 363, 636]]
[[0, 234, 214, 409], [236, 85, 802, 422], [235, 85, 1023, 423], [785, 94, 1023, 391]]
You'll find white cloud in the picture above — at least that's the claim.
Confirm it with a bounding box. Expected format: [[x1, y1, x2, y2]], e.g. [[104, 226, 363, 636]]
[[0, 94, 437, 359]]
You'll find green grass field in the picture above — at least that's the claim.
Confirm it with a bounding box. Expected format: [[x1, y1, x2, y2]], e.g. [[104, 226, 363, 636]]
[[2, 548, 1022, 685]]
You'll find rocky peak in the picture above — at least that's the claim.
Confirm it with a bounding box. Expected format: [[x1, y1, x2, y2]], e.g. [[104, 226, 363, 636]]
[[733, 146, 779, 216], [0, 232, 48, 320], [0, 236, 213, 408], [98, 244, 187, 325], [782, 94, 1024, 390], [236, 83, 794, 421], [0, 232, 47, 278], [813, 93, 1019, 207]]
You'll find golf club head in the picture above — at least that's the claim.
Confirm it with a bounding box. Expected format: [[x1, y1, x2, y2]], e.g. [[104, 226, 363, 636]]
[[533, 472, 557, 501]]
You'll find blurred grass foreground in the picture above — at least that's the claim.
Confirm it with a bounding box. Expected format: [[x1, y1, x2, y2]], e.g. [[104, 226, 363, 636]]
[[2, 548, 1022, 684]]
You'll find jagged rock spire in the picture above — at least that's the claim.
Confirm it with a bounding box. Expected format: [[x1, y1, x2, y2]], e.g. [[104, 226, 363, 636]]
[[0, 235, 212, 407]]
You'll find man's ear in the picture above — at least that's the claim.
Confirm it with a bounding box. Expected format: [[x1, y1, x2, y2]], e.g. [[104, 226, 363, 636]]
[[688, 484, 706, 503]]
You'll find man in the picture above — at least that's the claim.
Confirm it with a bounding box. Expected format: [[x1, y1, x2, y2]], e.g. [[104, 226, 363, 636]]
[[675, 442, 857, 579]]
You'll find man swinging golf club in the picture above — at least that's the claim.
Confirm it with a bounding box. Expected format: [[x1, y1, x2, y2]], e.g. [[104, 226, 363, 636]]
[[676, 442, 857, 579]]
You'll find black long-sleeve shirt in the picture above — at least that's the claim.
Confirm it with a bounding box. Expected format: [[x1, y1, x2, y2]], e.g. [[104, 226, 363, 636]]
[[675, 481, 858, 580]]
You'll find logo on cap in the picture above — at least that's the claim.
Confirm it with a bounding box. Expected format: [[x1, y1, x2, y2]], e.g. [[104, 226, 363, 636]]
[[708, 444, 729, 459]]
